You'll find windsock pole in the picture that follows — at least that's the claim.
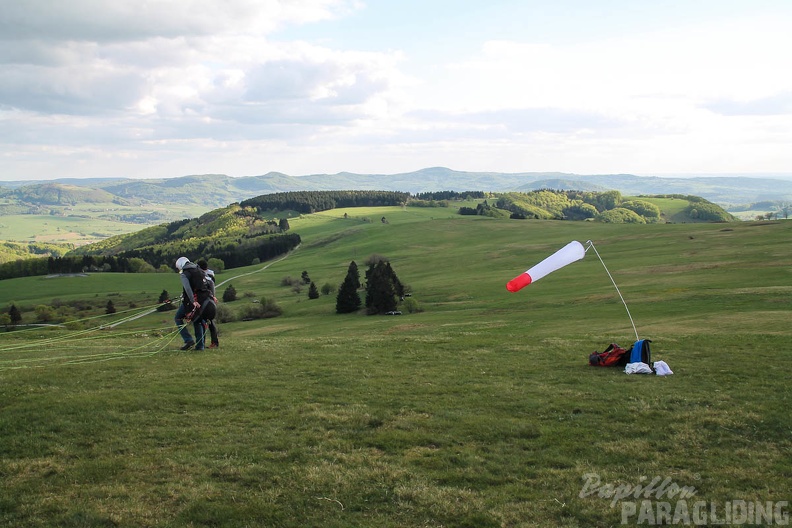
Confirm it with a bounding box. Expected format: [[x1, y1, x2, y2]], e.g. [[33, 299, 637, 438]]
[[584, 240, 639, 341]]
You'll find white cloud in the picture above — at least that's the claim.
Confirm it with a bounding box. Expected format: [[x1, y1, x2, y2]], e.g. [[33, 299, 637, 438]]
[[1, 1, 791, 179], [0, 0, 358, 41]]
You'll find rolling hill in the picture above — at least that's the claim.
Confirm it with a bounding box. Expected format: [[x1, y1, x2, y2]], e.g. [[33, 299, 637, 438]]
[[3, 167, 792, 210], [0, 190, 735, 277]]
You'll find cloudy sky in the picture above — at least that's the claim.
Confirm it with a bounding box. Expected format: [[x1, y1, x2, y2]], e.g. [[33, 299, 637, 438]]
[[1, 0, 791, 181]]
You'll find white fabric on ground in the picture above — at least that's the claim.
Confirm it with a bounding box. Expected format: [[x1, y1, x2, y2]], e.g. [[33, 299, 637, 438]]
[[653, 360, 673, 376], [625, 362, 653, 374]]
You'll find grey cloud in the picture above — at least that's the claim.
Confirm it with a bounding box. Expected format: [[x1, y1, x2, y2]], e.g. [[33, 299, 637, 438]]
[[0, 1, 399, 154], [244, 60, 337, 101], [0, 1, 207, 42], [0, 1, 356, 43], [0, 64, 148, 115]]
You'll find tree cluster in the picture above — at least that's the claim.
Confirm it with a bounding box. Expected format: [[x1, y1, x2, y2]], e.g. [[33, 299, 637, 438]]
[[459, 201, 501, 217], [414, 191, 485, 201], [335, 258, 405, 315], [489, 189, 732, 223], [242, 191, 410, 215]]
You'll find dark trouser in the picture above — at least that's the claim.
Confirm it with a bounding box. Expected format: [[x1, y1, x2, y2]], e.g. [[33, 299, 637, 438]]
[[206, 319, 219, 345], [175, 303, 205, 348]]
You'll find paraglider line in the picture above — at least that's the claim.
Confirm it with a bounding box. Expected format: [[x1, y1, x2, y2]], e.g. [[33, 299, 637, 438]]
[[584, 240, 639, 341]]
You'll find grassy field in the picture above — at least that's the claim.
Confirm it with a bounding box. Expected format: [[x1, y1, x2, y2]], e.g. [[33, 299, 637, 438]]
[[0, 203, 207, 246], [1, 209, 791, 527]]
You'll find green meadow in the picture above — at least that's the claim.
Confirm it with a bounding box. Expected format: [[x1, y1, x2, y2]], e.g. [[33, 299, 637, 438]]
[[0, 203, 205, 247], [0, 213, 146, 246], [1, 207, 791, 527]]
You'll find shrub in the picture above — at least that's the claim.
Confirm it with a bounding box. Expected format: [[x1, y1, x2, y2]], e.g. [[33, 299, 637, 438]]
[[222, 284, 237, 302], [403, 297, 423, 314], [240, 297, 282, 320], [596, 208, 646, 224], [214, 304, 235, 323], [281, 276, 300, 287]]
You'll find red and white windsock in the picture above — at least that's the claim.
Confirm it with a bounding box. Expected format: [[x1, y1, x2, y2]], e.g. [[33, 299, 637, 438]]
[[506, 240, 586, 292]]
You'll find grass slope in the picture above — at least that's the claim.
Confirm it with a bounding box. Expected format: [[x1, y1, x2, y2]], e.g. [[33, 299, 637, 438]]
[[1, 210, 790, 527]]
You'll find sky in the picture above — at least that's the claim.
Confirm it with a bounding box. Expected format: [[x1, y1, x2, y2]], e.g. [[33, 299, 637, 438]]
[[1, 0, 792, 181]]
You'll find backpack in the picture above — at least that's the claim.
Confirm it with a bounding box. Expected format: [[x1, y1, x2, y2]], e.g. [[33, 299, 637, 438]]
[[182, 265, 210, 301], [589, 343, 630, 367], [628, 339, 652, 366]]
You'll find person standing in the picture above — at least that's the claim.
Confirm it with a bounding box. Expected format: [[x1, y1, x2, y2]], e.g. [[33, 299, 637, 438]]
[[197, 259, 220, 348], [174, 256, 210, 350]]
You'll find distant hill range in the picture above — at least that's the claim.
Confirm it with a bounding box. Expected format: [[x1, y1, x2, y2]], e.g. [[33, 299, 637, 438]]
[[2, 167, 792, 209]]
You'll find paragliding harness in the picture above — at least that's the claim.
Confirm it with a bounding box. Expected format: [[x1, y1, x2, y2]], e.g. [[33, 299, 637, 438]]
[[182, 266, 216, 323], [588, 343, 630, 367], [589, 340, 652, 368], [185, 295, 216, 323]]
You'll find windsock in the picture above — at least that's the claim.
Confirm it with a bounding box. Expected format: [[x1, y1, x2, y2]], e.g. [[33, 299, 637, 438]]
[[506, 240, 586, 292]]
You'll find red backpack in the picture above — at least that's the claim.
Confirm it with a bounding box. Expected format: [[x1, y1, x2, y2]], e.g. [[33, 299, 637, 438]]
[[589, 343, 629, 367]]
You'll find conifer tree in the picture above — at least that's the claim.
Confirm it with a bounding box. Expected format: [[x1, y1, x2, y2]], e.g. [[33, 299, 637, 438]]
[[385, 262, 405, 298], [222, 284, 237, 302], [348, 260, 360, 289], [365, 261, 398, 315], [106, 300, 116, 314], [308, 281, 319, 300], [336, 263, 361, 314], [9, 304, 22, 326]]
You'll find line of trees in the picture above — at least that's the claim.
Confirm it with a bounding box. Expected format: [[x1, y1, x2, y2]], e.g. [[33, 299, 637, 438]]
[[414, 191, 486, 201], [242, 191, 411, 214], [116, 233, 301, 269], [488, 189, 735, 223], [0, 234, 301, 280], [242, 190, 487, 215]]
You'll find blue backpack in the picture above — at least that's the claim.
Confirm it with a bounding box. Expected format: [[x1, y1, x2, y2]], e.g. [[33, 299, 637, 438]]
[[629, 339, 652, 366]]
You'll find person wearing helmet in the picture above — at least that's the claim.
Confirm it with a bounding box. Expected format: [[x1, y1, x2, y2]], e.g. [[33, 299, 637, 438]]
[[197, 259, 220, 348], [174, 256, 210, 350]]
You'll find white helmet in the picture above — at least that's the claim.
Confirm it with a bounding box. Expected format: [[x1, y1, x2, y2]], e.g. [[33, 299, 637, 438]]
[[175, 256, 189, 270]]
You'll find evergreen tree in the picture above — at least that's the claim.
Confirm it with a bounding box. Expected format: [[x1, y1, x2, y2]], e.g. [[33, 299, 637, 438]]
[[157, 289, 176, 311], [385, 262, 405, 298], [301, 270, 311, 284], [279, 218, 290, 231], [9, 304, 22, 326], [348, 260, 360, 289], [308, 281, 319, 300], [336, 263, 362, 314], [222, 284, 237, 302], [365, 261, 398, 315], [106, 300, 116, 314]]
